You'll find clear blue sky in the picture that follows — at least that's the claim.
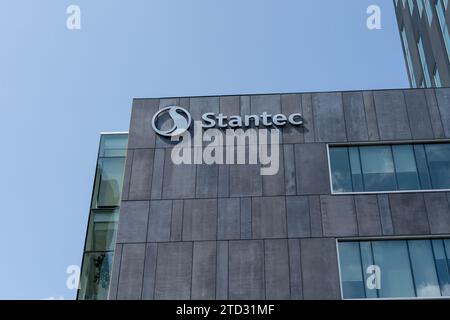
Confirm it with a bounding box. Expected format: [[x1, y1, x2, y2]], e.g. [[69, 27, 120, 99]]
[[0, 0, 408, 299]]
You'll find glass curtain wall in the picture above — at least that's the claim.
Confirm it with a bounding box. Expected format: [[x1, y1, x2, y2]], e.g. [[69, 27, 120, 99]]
[[339, 238, 450, 299], [329, 143, 450, 193], [77, 134, 128, 300]]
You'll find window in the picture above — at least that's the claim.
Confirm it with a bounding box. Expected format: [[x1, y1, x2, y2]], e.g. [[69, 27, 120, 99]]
[[408, 0, 415, 15], [401, 27, 417, 87], [434, 66, 443, 87], [436, 0, 450, 60], [329, 142, 450, 193], [418, 0, 424, 17], [425, 0, 434, 25], [338, 238, 450, 299], [417, 37, 432, 87], [78, 134, 128, 300]]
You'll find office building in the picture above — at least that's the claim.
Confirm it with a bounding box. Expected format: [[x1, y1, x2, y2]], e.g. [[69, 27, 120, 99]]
[[394, 0, 450, 87], [78, 88, 450, 299]]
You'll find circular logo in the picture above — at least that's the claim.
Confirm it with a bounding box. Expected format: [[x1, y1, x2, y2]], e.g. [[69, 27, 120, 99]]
[[151, 106, 192, 137]]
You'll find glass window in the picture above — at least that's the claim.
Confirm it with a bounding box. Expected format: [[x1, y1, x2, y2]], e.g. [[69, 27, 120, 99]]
[[329, 147, 352, 192], [408, 0, 415, 15], [401, 27, 417, 88], [339, 238, 450, 299], [434, 67, 443, 87], [94, 157, 126, 207], [436, 0, 450, 60], [425, 144, 450, 189], [408, 240, 441, 297], [338, 242, 365, 299], [392, 144, 420, 190], [349, 147, 364, 192], [417, 37, 432, 87], [78, 133, 128, 300], [359, 146, 397, 192], [85, 209, 119, 252], [372, 240, 415, 298], [78, 252, 114, 300], [425, 0, 434, 26], [329, 143, 450, 193], [418, 0, 424, 17]]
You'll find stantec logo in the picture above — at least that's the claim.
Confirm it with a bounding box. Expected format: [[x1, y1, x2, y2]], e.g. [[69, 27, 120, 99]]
[[151, 106, 192, 137]]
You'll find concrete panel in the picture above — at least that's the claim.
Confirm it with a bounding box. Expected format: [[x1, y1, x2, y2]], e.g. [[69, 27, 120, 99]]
[[435, 88, 450, 137], [217, 165, 229, 197], [216, 241, 229, 300], [250, 94, 281, 115], [295, 144, 330, 195], [117, 243, 146, 300], [301, 93, 315, 143], [220, 96, 240, 116], [283, 144, 297, 196], [281, 94, 304, 144], [192, 242, 216, 300], [373, 90, 412, 140], [264, 239, 290, 299], [240, 96, 250, 117], [262, 148, 285, 196], [312, 92, 347, 142], [218, 198, 240, 240], [321, 196, 358, 237], [150, 148, 165, 199], [121, 149, 133, 201], [377, 194, 394, 236], [309, 196, 323, 237], [286, 196, 310, 238], [354, 195, 382, 236], [252, 197, 287, 239], [240, 198, 252, 239], [128, 99, 158, 149], [154, 242, 193, 300], [108, 244, 122, 300], [182, 199, 217, 241], [162, 148, 196, 199], [403, 90, 434, 139], [424, 89, 445, 138], [190, 97, 220, 121], [229, 164, 262, 197], [170, 200, 183, 241], [129, 149, 154, 200], [424, 193, 450, 234], [196, 161, 218, 198], [342, 92, 369, 141], [389, 193, 430, 235], [288, 239, 303, 299], [229, 240, 265, 300], [300, 238, 340, 300], [142, 243, 157, 300], [362, 91, 380, 141], [147, 200, 172, 242], [117, 201, 149, 243]]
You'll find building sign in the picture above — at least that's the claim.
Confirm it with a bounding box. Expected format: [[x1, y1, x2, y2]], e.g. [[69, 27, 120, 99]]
[[151, 105, 303, 137]]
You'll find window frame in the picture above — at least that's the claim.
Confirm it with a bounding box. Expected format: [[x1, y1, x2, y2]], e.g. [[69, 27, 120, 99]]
[[327, 140, 450, 195], [336, 235, 450, 300]]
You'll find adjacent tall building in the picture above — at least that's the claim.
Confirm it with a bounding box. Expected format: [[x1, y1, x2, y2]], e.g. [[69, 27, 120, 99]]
[[394, 0, 450, 87]]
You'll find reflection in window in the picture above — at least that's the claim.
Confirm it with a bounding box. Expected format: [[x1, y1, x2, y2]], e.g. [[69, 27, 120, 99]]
[[339, 238, 450, 299], [360, 146, 396, 192], [330, 143, 450, 193], [78, 252, 113, 300]]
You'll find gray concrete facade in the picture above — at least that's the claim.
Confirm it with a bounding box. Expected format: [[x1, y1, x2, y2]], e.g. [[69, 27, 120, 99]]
[[109, 88, 450, 300]]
